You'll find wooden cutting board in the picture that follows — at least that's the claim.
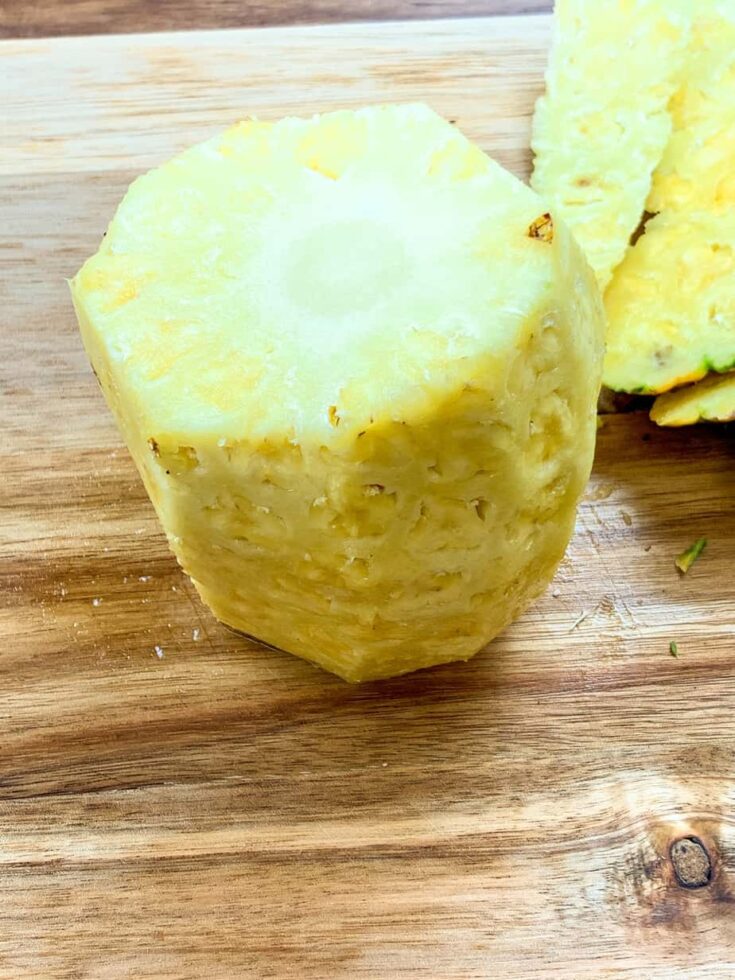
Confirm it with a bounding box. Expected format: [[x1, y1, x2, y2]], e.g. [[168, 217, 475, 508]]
[[2, 15, 735, 977]]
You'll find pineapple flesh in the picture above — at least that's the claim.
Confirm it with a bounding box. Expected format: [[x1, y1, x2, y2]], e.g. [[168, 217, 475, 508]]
[[71, 104, 605, 682], [531, 0, 693, 292], [603, 3, 735, 394], [651, 372, 735, 426]]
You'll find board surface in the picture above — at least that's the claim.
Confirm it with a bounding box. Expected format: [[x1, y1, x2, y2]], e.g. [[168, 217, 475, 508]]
[[2, 15, 735, 978], [0, 0, 554, 38]]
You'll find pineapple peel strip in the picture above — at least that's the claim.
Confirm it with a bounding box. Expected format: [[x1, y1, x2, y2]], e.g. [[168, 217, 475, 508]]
[[603, 211, 735, 393], [651, 372, 735, 426], [531, 0, 694, 293], [603, 3, 735, 395]]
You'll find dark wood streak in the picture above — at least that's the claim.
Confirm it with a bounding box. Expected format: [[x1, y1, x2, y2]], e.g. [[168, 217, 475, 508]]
[[0, 0, 553, 40]]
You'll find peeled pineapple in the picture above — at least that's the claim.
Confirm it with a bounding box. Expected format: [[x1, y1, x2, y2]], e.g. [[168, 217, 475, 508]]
[[652, 372, 735, 426], [71, 104, 604, 682], [531, 0, 693, 292]]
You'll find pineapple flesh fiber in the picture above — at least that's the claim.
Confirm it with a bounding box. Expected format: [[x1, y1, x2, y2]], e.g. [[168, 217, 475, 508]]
[[71, 104, 605, 682]]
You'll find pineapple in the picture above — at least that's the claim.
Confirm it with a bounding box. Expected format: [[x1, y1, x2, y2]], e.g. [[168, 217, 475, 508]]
[[604, 3, 735, 394], [649, 2, 735, 216], [71, 104, 604, 682], [603, 211, 735, 392], [531, 0, 693, 292], [651, 372, 735, 426]]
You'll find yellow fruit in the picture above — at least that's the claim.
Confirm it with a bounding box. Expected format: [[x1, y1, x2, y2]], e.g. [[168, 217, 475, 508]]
[[71, 104, 604, 682], [603, 211, 735, 392], [604, 3, 735, 395], [531, 0, 693, 292], [651, 372, 735, 426], [649, 3, 735, 216]]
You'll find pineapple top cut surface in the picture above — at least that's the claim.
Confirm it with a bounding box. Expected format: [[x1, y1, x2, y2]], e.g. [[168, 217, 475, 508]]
[[651, 371, 735, 427], [531, 0, 693, 292], [73, 104, 564, 453]]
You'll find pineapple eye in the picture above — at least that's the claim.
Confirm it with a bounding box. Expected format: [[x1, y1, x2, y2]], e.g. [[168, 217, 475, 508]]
[[528, 213, 554, 244]]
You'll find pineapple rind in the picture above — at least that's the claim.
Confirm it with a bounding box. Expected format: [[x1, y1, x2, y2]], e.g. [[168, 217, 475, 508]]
[[649, 3, 735, 216], [72, 104, 605, 682], [603, 210, 735, 393], [651, 372, 735, 426], [531, 0, 693, 292], [604, 4, 735, 395]]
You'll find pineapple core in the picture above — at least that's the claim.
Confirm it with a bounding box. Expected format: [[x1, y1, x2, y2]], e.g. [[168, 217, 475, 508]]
[[71, 104, 604, 682]]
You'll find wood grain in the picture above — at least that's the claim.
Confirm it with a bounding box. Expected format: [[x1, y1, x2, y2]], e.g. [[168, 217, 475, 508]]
[[0, 0, 553, 40], [2, 15, 735, 978]]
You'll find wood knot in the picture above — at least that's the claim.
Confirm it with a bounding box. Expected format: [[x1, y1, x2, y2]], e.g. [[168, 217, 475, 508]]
[[670, 837, 712, 889]]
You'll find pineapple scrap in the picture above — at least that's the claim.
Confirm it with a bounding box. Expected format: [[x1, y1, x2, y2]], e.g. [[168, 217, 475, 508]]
[[652, 371, 735, 426], [531, 0, 693, 292], [71, 104, 605, 682], [604, 4, 735, 394], [675, 537, 707, 574]]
